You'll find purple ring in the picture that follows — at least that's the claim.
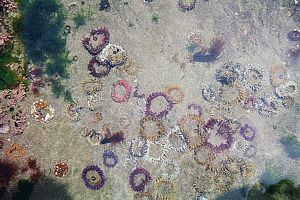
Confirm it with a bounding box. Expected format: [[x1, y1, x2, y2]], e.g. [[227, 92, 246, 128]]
[[81, 165, 106, 190], [203, 118, 234, 153], [103, 150, 118, 168], [88, 57, 111, 78], [129, 167, 152, 192], [145, 92, 173, 119], [240, 124, 256, 142]]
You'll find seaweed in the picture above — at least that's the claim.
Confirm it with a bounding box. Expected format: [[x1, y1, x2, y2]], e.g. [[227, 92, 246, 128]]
[[0, 66, 19, 90], [73, 6, 94, 28], [64, 89, 74, 103], [17, 0, 73, 98], [0, 159, 19, 198], [20, 0, 66, 63], [50, 79, 65, 98], [12, 177, 72, 200], [280, 133, 300, 160], [152, 12, 160, 22], [12, 179, 35, 200], [248, 179, 300, 200]]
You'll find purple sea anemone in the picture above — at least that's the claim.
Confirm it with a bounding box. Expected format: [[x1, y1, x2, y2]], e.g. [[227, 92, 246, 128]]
[[103, 150, 118, 168], [81, 165, 106, 190], [288, 29, 300, 41], [203, 118, 234, 153], [239, 124, 256, 142], [129, 167, 152, 192], [145, 92, 173, 119], [82, 28, 110, 55], [87, 57, 111, 78]]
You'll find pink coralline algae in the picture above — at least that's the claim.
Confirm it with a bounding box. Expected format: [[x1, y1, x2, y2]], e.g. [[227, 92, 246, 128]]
[[0, 85, 28, 135]]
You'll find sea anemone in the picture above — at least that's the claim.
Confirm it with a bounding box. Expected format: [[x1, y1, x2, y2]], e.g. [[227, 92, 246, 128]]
[[129, 168, 152, 192], [203, 118, 234, 153], [81, 165, 106, 190], [82, 28, 110, 55], [145, 92, 174, 119], [240, 124, 256, 142], [287, 29, 300, 41], [87, 57, 111, 78], [111, 80, 132, 103], [103, 150, 118, 168]]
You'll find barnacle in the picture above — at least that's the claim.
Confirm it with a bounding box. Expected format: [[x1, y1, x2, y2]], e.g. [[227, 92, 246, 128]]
[[54, 162, 69, 178], [30, 99, 54, 123], [202, 85, 218, 102], [178, 0, 196, 12]]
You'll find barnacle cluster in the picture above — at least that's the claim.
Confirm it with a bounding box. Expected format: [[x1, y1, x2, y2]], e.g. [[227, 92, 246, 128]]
[[30, 99, 54, 123]]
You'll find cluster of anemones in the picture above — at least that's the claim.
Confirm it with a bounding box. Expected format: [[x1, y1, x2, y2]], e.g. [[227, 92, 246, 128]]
[[129, 167, 152, 192], [145, 92, 174, 119], [81, 165, 106, 190], [83, 28, 129, 78], [111, 79, 132, 103]]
